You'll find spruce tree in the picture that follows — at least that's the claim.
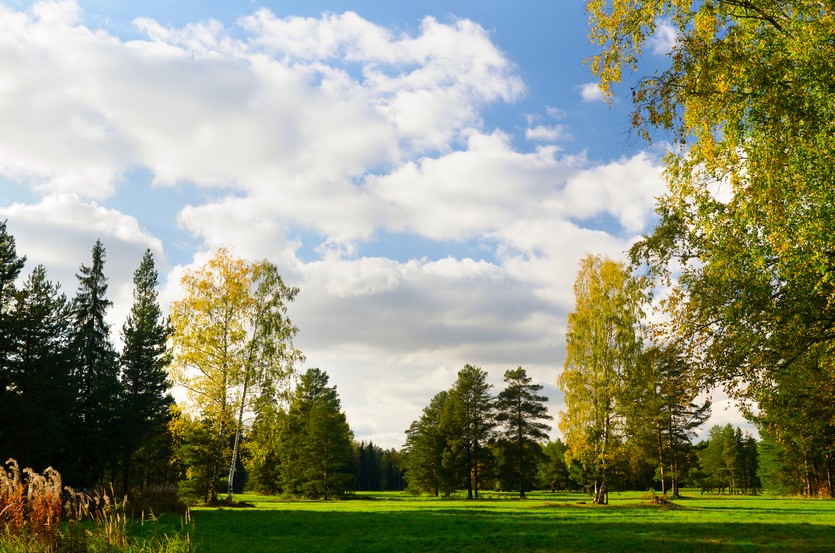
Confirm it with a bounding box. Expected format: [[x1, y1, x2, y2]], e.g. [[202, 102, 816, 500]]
[[280, 369, 353, 499], [70, 239, 121, 485], [403, 391, 451, 496], [0, 221, 25, 458], [119, 249, 174, 494], [8, 266, 74, 471]]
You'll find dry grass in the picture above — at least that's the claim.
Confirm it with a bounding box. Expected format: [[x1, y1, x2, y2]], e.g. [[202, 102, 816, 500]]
[[0, 459, 195, 553]]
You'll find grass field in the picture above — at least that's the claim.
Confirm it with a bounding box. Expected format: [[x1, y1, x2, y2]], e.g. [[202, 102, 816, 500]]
[[181, 491, 835, 552]]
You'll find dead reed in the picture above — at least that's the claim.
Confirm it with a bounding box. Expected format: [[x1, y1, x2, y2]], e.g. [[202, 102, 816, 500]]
[[0, 459, 195, 552]]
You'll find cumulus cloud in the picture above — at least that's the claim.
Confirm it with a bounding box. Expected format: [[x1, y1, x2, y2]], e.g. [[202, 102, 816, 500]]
[[0, 1, 672, 447], [578, 82, 606, 103], [0, 194, 164, 343], [648, 19, 677, 56]]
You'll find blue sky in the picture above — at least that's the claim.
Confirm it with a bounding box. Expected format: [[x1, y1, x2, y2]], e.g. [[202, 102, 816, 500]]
[[0, 0, 748, 447]]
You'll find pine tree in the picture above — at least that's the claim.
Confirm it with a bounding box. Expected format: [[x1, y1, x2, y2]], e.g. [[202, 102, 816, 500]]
[[119, 249, 174, 495], [441, 364, 496, 499], [69, 239, 121, 485], [495, 367, 551, 498]]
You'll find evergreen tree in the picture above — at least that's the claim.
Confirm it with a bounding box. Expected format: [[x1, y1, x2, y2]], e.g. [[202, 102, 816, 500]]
[[494, 367, 551, 498], [69, 239, 121, 485], [539, 440, 572, 492], [119, 249, 174, 495], [403, 391, 452, 496], [6, 266, 74, 470], [0, 221, 26, 457], [280, 369, 353, 499], [441, 364, 496, 499]]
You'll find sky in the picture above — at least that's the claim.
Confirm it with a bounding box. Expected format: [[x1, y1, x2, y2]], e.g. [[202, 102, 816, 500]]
[[0, 0, 750, 449]]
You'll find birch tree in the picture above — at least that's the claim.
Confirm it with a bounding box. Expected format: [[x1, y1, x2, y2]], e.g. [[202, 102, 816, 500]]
[[587, 0, 835, 476], [558, 255, 643, 504], [170, 248, 302, 502]]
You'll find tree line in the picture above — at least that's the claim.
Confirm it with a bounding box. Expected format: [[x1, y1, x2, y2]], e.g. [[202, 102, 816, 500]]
[[0, 224, 173, 492], [0, 220, 822, 501]]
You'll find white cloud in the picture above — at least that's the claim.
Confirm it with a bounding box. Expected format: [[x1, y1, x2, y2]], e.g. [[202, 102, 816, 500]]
[[648, 19, 677, 56], [0, 195, 164, 344], [0, 2, 679, 448], [578, 82, 606, 103]]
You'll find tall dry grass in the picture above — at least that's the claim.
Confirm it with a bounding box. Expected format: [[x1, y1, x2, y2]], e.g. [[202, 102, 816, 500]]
[[0, 459, 194, 552]]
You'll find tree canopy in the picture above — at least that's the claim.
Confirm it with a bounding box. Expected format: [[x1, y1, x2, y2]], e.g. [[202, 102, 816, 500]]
[[587, 0, 835, 496]]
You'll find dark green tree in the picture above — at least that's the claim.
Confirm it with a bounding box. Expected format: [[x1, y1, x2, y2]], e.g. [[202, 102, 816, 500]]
[[280, 369, 353, 499], [403, 391, 452, 496], [119, 249, 174, 495], [441, 364, 496, 499], [69, 239, 121, 485], [539, 440, 572, 492], [0, 221, 26, 456], [6, 266, 74, 470], [245, 387, 287, 495], [495, 367, 551, 498]]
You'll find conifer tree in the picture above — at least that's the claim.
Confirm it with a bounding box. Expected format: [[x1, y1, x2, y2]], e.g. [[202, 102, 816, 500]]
[[70, 239, 121, 485], [7, 266, 74, 470], [495, 366, 551, 498], [403, 391, 452, 496], [441, 364, 495, 499], [280, 368, 353, 499], [0, 221, 26, 458], [119, 249, 174, 494]]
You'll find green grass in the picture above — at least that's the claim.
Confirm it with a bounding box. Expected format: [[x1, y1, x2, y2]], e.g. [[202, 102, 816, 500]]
[[184, 491, 835, 552]]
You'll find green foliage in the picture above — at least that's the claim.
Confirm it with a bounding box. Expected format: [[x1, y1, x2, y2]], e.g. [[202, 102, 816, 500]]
[[696, 425, 760, 495], [69, 239, 121, 486], [494, 367, 551, 498], [559, 254, 644, 504], [352, 442, 404, 492], [4, 266, 75, 472], [538, 440, 574, 492], [279, 368, 354, 499], [587, 0, 835, 497], [403, 391, 453, 496], [440, 365, 496, 499], [119, 249, 175, 496]]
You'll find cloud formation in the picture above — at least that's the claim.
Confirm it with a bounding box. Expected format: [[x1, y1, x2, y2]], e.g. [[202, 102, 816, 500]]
[[0, 1, 671, 447]]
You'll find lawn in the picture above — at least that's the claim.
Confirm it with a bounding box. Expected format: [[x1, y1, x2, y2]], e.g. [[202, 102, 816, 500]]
[[182, 491, 835, 552]]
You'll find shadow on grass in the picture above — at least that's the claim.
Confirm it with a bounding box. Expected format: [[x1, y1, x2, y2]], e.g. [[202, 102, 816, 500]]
[[191, 505, 834, 553]]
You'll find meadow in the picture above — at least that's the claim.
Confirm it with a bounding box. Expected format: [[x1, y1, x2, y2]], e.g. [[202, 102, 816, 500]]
[[184, 491, 835, 553]]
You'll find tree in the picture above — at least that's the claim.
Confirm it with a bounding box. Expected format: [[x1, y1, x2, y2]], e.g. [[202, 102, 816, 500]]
[[558, 255, 643, 504], [440, 364, 496, 499], [495, 367, 552, 498], [170, 248, 302, 502], [69, 239, 121, 485], [5, 266, 74, 471], [0, 221, 26, 457], [587, 1, 835, 478], [403, 391, 452, 496], [119, 249, 174, 495], [630, 344, 710, 497], [539, 440, 573, 492], [279, 368, 353, 499]]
